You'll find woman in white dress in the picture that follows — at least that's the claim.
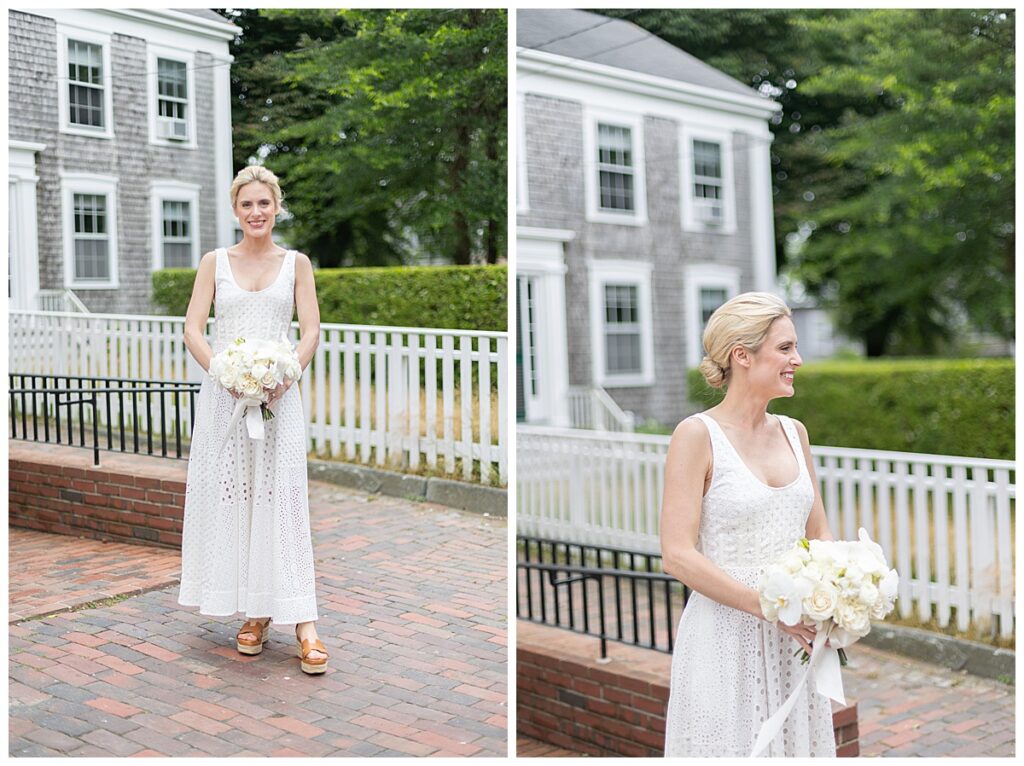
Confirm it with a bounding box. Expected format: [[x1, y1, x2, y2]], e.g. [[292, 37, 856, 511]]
[[179, 166, 328, 674], [661, 292, 836, 756]]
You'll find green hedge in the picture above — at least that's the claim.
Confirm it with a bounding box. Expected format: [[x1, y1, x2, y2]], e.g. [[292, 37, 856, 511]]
[[687, 358, 1013, 460], [152, 265, 507, 331]]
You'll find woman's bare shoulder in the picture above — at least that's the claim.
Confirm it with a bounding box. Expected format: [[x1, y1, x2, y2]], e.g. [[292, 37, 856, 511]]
[[670, 415, 711, 449]]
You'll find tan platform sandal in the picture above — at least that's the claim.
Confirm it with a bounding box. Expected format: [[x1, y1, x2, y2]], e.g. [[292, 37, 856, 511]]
[[295, 636, 328, 674], [236, 618, 272, 655]]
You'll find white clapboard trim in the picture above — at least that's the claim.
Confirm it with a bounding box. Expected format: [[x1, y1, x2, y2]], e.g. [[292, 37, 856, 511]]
[[517, 425, 1015, 637], [9, 310, 506, 486]]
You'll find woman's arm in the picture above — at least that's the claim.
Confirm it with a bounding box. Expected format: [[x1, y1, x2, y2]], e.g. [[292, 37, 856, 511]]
[[292, 252, 320, 371], [183, 251, 217, 372], [794, 419, 834, 542], [660, 418, 763, 618]]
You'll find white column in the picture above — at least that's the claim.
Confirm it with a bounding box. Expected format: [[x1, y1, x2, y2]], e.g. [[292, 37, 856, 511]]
[[749, 131, 778, 294], [9, 141, 45, 310], [211, 52, 235, 248]]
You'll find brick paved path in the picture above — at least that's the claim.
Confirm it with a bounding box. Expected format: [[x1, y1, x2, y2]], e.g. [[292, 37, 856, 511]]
[[517, 735, 579, 756], [10, 481, 507, 757], [843, 644, 1014, 757]]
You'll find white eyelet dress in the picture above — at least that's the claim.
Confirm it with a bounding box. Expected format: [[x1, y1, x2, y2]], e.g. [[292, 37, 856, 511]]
[[177, 248, 318, 625], [663, 412, 836, 757]]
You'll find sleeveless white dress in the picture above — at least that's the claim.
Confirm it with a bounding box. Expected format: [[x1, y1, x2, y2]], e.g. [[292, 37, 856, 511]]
[[663, 413, 835, 757], [178, 248, 318, 625]]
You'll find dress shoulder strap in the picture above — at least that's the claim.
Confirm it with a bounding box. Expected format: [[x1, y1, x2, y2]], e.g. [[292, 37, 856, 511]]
[[214, 247, 228, 280], [775, 414, 809, 474], [688, 412, 723, 458]]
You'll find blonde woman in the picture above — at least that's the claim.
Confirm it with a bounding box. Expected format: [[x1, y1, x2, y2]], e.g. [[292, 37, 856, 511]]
[[661, 292, 835, 756], [179, 166, 328, 674]]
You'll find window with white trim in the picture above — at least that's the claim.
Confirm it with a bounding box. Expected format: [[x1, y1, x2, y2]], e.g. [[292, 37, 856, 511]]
[[699, 286, 728, 339], [680, 126, 735, 233], [588, 260, 654, 386], [161, 200, 193, 268], [150, 181, 201, 270], [692, 140, 724, 224], [67, 39, 105, 129], [157, 58, 188, 122], [597, 123, 635, 213], [584, 109, 647, 225], [684, 263, 740, 369], [69, 191, 114, 284]]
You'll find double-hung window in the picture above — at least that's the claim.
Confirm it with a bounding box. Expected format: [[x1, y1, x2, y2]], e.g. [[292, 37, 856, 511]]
[[588, 260, 654, 387], [680, 127, 735, 233], [62, 173, 119, 289], [584, 109, 647, 225], [684, 264, 740, 368], [149, 46, 195, 147], [150, 181, 201, 270], [692, 140, 724, 224], [58, 28, 113, 138], [597, 124, 635, 213], [67, 40, 104, 128]]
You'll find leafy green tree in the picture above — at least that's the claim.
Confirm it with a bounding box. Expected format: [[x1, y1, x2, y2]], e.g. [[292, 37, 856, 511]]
[[793, 9, 1014, 355], [218, 9, 506, 267], [607, 9, 1013, 355]]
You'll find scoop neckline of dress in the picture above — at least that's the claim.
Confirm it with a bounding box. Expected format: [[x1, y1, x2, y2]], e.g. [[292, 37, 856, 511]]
[[223, 247, 290, 294], [700, 412, 802, 491]]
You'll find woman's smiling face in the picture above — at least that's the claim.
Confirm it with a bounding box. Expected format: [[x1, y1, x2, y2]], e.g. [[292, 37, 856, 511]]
[[747, 315, 802, 397], [233, 181, 279, 238]]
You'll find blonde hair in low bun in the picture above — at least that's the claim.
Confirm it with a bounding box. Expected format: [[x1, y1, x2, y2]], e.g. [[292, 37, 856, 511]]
[[700, 292, 791, 388]]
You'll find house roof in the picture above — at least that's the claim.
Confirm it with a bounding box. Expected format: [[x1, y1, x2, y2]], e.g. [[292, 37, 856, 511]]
[[174, 8, 232, 24], [518, 8, 759, 100]]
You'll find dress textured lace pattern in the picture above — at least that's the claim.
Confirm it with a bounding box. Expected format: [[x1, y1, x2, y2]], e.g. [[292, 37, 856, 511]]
[[663, 412, 836, 757], [178, 248, 318, 625]]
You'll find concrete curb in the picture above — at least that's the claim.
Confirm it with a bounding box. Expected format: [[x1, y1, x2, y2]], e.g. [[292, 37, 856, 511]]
[[308, 460, 507, 517], [861, 623, 1014, 683]]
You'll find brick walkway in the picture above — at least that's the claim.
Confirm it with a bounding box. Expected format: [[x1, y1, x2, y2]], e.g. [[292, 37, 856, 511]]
[[9, 480, 508, 757], [843, 644, 1014, 757]]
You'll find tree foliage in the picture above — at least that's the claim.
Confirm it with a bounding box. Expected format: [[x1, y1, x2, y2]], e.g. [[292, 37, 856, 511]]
[[607, 9, 1014, 355], [218, 9, 507, 267]]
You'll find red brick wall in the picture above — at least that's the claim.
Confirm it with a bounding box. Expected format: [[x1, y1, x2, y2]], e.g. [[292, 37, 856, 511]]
[[518, 621, 859, 757], [9, 442, 186, 549]]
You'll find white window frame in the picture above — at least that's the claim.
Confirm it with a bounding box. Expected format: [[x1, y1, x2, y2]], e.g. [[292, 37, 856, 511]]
[[680, 125, 736, 234], [150, 180, 202, 271], [588, 259, 655, 387], [148, 44, 197, 149], [61, 172, 119, 289], [57, 26, 114, 139], [583, 108, 647, 226], [683, 263, 741, 369], [516, 93, 529, 214]]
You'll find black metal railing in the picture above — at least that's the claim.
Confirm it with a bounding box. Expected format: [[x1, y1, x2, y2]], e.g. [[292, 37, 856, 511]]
[[9, 373, 202, 466], [517, 535, 689, 658]]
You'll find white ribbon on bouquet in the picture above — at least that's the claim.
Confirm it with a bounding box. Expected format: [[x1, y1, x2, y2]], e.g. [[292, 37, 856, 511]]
[[218, 395, 266, 455], [750, 623, 846, 757]]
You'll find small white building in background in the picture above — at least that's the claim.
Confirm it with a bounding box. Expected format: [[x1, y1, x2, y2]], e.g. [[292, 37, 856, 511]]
[[9, 8, 239, 314], [516, 9, 783, 428]]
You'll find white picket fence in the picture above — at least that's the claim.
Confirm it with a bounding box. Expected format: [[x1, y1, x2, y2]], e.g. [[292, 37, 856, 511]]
[[9, 310, 508, 485], [518, 425, 1016, 638]]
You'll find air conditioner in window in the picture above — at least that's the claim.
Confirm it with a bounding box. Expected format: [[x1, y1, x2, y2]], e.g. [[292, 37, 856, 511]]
[[157, 118, 188, 141], [696, 203, 723, 225]]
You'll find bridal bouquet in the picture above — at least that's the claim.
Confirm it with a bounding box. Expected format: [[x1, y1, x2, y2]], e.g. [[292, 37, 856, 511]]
[[209, 336, 302, 453], [751, 529, 899, 756]]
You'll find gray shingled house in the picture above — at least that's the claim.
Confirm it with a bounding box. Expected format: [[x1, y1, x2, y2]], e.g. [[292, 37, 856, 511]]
[[8, 8, 239, 314], [516, 9, 784, 429]]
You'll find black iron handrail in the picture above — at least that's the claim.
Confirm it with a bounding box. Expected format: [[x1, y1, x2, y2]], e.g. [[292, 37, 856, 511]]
[[9, 373, 202, 466], [517, 535, 689, 658]]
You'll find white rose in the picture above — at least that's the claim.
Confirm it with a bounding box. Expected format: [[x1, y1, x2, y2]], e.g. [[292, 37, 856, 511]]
[[834, 599, 871, 637], [240, 374, 261, 397], [251, 363, 269, 379], [869, 596, 892, 620], [857, 581, 879, 607], [803, 582, 840, 622], [260, 371, 277, 388]]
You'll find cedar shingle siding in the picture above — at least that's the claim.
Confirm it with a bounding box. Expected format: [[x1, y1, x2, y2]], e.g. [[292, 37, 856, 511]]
[[9, 10, 223, 314]]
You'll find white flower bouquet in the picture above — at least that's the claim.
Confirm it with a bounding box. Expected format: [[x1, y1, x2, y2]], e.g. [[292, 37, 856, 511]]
[[209, 336, 302, 453], [751, 528, 899, 756]]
